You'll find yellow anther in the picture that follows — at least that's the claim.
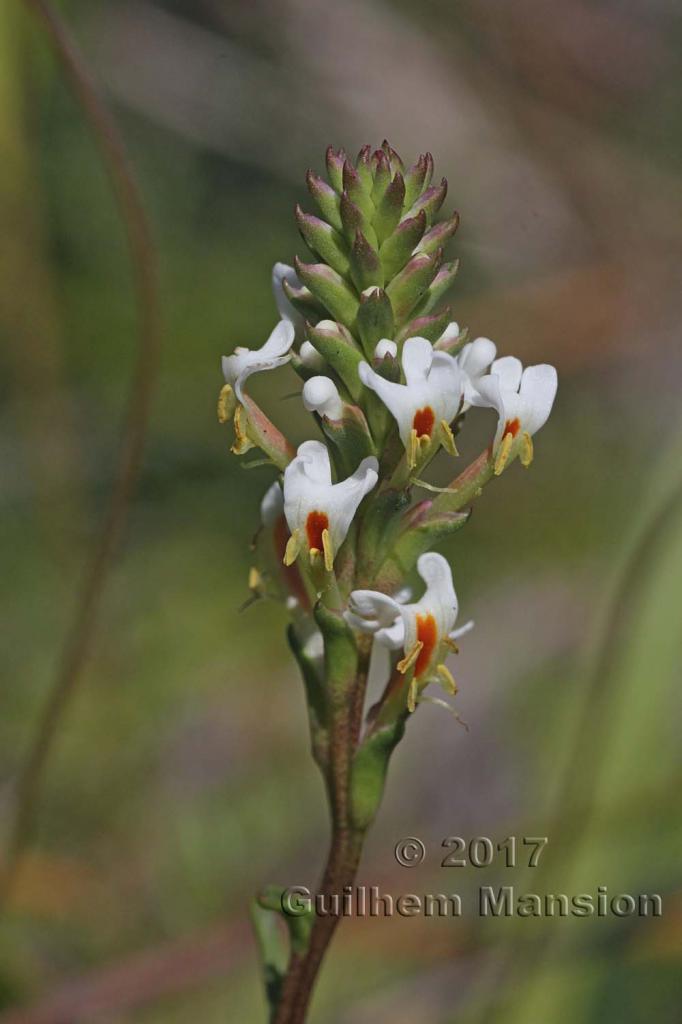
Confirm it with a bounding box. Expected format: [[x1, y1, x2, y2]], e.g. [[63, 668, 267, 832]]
[[494, 431, 514, 476], [407, 677, 420, 713], [217, 383, 235, 423], [397, 640, 424, 675], [321, 528, 334, 572], [520, 431, 534, 468], [440, 419, 459, 457], [436, 663, 458, 695], [231, 405, 255, 455], [309, 548, 322, 567], [248, 566, 262, 592], [408, 428, 419, 470], [283, 528, 303, 566], [443, 636, 460, 653]]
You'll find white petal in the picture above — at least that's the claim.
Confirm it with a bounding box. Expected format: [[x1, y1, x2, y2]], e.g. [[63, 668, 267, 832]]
[[401, 337, 434, 385], [260, 481, 283, 528], [459, 337, 497, 381], [519, 364, 558, 436], [326, 456, 379, 549], [221, 319, 294, 402], [261, 319, 296, 360], [292, 440, 332, 485], [299, 340, 326, 370], [429, 351, 464, 422], [359, 362, 416, 445], [374, 339, 397, 359], [417, 552, 457, 611], [436, 321, 460, 345], [347, 589, 401, 628], [302, 376, 344, 420], [491, 355, 523, 393], [375, 618, 406, 649], [450, 619, 474, 640], [272, 262, 304, 329]]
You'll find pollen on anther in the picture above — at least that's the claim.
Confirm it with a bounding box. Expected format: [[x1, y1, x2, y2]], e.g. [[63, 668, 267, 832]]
[[306, 510, 330, 551], [415, 613, 438, 676], [413, 406, 435, 438], [504, 417, 521, 439]]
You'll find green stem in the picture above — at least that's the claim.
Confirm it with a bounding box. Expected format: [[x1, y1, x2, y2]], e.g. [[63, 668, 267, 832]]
[[272, 645, 372, 1023]]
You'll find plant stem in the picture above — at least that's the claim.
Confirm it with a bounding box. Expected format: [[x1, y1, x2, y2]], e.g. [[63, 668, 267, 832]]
[[273, 645, 372, 1023]]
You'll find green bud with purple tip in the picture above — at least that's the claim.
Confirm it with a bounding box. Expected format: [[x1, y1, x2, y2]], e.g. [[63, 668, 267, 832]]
[[295, 257, 359, 329], [356, 287, 395, 356]]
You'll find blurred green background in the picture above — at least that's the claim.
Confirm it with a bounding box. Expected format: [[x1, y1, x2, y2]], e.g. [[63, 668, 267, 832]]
[[1, 0, 681, 1021]]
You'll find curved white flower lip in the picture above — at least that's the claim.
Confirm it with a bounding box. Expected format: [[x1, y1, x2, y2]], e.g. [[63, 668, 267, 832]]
[[283, 440, 378, 570], [359, 337, 464, 461], [348, 552, 469, 706], [302, 376, 344, 420], [222, 319, 295, 403], [457, 337, 497, 409], [472, 357, 558, 458], [272, 262, 305, 334]]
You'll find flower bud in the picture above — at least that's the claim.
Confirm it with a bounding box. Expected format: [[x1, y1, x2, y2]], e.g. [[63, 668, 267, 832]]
[[371, 149, 391, 204], [340, 191, 377, 249], [415, 211, 459, 256], [405, 178, 448, 226], [325, 145, 347, 193], [350, 231, 383, 291], [306, 319, 364, 400], [343, 160, 373, 220], [396, 307, 453, 345], [295, 205, 350, 278], [379, 210, 427, 280], [299, 339, 326, 370], [295, 257, 359, 329], [374, 339, 397, 360], [356, 286, 395, 356], [373, 172, 405, 243], [302, 376, 344, 421], [413, 259, 459, 317], [385, 250, 441, 325], [403, 153, 433, 209], [306, 170, 342, 231]]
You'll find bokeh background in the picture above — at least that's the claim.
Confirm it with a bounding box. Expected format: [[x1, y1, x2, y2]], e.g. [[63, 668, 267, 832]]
[[1, 0, 681, 1021]]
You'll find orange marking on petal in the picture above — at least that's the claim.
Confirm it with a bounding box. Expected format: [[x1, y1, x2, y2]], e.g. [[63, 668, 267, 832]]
[[413, 406, 435, 438], [415, 613, 438, 676], [306, 510, 329, 551], [504, 417, 520, 439]]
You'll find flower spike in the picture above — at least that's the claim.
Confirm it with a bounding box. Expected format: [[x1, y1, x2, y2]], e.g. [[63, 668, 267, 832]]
[[282, 441, 378, 570]]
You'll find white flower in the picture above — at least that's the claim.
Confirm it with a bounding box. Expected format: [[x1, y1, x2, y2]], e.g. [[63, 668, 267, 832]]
[[302, 376, 344, 420], [359, 337, 464, 468], [283, 440, 378, 570], [472, 356, 558, 475], [457, 337, 497, 408], [374, 339, 397, 360], [221, 319, 295, 403], [272, 262, 305, 336], [348, 552, 471, 711], [260, 480, 284, 528]]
